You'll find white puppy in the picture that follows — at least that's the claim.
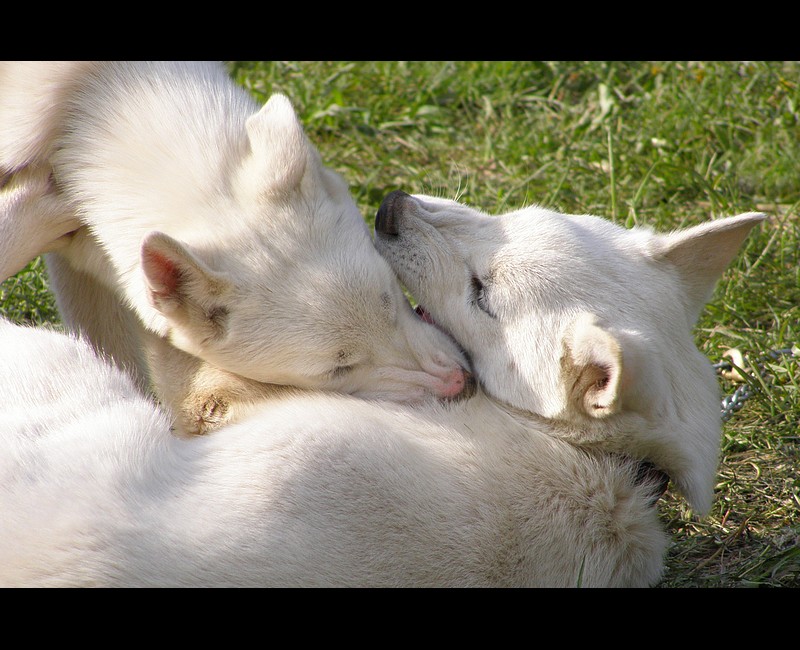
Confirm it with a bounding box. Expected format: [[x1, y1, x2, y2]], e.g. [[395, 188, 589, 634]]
[[0, 317, 668, 587], [374, 191, 765, 515], [0, 200, 762, 586], [0, 62, 471, 433]]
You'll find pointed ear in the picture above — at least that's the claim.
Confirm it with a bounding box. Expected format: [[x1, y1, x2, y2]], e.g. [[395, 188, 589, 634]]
[[140, 231, 231, 317], [561, 313, 624, 419], [241, 93, 309, 195], [653, 212, 766, 318]]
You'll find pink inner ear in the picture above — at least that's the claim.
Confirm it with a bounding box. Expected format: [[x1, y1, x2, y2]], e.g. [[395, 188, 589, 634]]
[[142, 247, 181, 297]]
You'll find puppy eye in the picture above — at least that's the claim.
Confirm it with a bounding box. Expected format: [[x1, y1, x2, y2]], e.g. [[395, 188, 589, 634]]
[[331, 364, 354, 378], [471, 276, 494, 317]]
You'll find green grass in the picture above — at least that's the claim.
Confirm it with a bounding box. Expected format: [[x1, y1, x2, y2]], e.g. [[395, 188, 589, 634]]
[[2, 61, 798, 586]]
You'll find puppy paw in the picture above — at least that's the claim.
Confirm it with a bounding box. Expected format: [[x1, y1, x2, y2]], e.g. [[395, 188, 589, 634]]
[[178, 394, 231, 436]]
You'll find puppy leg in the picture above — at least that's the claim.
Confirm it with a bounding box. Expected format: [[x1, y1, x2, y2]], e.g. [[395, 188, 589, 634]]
[[0, 165, 80, 282], [45, 252, 152, 394], [143, 331, 291, 436]]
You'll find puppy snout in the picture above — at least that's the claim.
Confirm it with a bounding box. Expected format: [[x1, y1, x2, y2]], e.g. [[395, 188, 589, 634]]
[[441, 366, 477, 402], [375, 190, 410, 236]]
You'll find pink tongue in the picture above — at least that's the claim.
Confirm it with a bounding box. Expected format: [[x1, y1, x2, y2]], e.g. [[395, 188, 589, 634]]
[[415, 305, 436, 325]]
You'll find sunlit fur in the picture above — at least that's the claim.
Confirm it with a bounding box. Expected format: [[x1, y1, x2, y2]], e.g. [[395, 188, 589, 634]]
[[0, 198, 762, 586], [375, 192, 765, 515], [0, 62, 470, 434], [0, 318, 668, 587]]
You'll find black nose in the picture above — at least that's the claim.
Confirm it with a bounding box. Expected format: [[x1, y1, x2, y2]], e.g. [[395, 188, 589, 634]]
[[375, 190, 410, 236]]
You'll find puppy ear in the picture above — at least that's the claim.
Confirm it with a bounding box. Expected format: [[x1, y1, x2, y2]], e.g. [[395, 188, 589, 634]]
[[140, 231, 231, 317], [561, 313, 624, 419], [652, 212, 766, 320], [241, 93, 309, 195]]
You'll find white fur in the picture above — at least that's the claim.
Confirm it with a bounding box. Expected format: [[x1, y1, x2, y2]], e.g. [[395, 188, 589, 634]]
[[0, 197, 762, 586], [374, 191, 766, 515], [0, 62, 471, 433], [0, 318, 668, 587], [0, 166, 80, 280]]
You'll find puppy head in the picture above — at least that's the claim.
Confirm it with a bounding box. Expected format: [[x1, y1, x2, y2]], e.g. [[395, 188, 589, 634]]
[[375, 190, 765, 514], [138, 95, 472, 405]]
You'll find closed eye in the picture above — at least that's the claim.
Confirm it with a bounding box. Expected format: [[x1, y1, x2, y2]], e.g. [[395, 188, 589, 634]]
[[330, 364, 354, 378], [471, 275, 495, 318]]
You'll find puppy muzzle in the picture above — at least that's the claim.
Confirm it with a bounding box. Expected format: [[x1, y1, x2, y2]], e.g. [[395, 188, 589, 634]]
[[375, 190, 412, 236]]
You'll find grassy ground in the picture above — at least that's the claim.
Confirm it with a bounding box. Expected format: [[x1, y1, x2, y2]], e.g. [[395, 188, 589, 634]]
[[2, 61, 798, 587]]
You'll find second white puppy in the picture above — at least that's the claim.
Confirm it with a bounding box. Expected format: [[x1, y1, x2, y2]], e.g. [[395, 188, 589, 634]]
[[0, 62, 471, 434]]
